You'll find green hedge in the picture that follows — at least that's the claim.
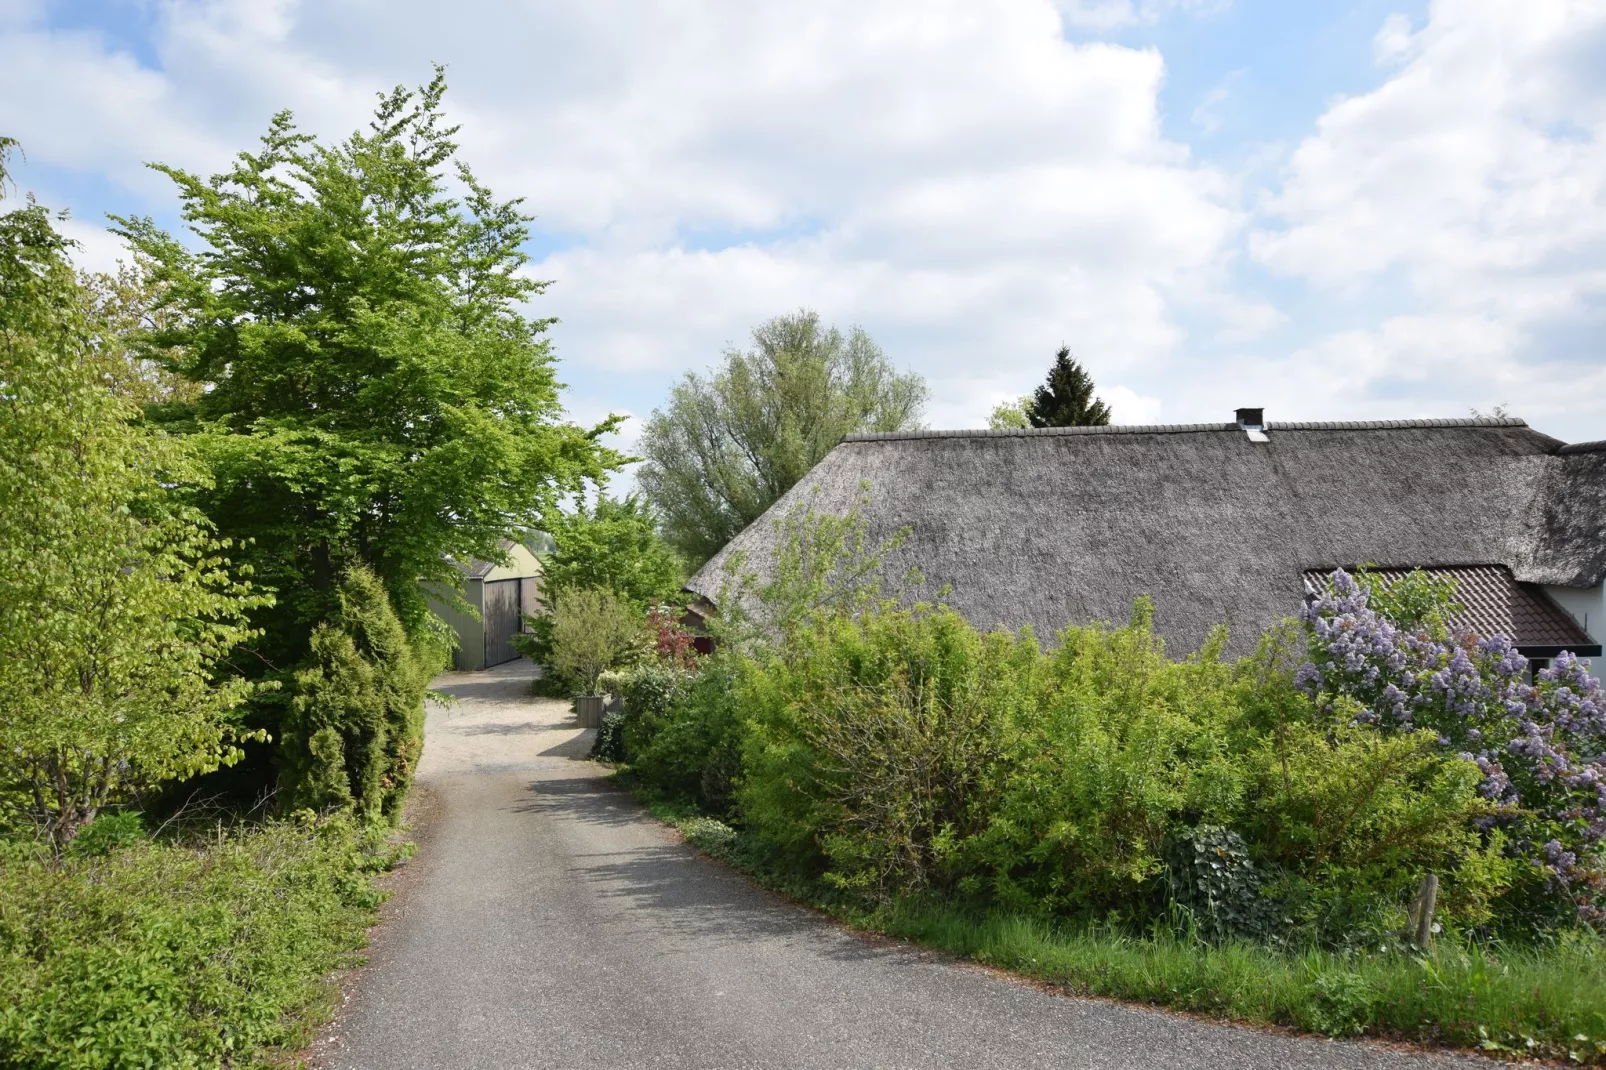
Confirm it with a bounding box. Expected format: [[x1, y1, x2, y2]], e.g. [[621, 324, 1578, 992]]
[[0, 816, 401, 1069], [614, 594, 1606, 1057]]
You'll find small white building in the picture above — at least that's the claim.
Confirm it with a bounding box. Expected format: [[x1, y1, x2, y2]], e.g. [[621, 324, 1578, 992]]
[[425, 538, 546, 671]]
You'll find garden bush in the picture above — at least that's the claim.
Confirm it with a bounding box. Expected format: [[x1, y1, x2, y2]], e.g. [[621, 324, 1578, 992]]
[[626, 659, 746, 814], [1296, 570, 1606, 932], [279, 566, 432, 821], [614, 499, 1606, 1051], [739, 603, 1030, 897], [628, 561, 1601, 946], [548, 587, 643, 695], [0, 815, 400, 1069]]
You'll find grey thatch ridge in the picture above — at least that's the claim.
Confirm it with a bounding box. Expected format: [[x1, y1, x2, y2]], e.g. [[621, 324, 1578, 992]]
[[1558, 439, 1606, 455], [845, 416, 1531, 443], [690, 418, 1603, 659]]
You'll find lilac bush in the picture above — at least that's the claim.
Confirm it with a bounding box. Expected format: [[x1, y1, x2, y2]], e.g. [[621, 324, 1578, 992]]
[[1298, 570, 1606, 923]]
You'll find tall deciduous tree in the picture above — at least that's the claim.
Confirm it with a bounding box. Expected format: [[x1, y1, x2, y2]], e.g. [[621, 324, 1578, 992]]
[[542, 495, 685, 607], [638, 310, 926, 564], [78, 259, 202, 408], [0, 141, 264, 848], [114, 71, 619, 667], [988, 397, 1032, 430], [1027, 346, 1111, 428]]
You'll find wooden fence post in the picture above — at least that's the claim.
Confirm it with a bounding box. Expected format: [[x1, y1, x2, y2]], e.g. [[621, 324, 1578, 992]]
[[1410, 873, 1439, 950]]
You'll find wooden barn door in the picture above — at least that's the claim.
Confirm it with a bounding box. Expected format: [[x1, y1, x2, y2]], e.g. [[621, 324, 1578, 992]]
[[483, 579, 524, 667]]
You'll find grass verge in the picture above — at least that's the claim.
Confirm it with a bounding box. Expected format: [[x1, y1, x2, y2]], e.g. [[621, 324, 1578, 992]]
[[0, 814, 408, 1069], [646, 799, 1606, 1065]]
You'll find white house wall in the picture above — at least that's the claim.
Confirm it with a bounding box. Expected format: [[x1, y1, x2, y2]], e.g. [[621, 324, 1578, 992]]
[[1541, 582, 1604, 683]]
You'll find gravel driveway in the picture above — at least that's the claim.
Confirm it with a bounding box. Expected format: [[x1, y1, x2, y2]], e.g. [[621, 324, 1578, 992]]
[[314, 658, 1492, 1070]]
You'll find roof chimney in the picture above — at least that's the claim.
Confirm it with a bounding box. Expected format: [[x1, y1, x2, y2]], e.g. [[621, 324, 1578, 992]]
[[1235, 407, 1268, 443]]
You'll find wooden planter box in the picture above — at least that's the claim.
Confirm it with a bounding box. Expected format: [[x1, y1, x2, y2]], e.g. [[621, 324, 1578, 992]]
[[575, 694, 606, 729]]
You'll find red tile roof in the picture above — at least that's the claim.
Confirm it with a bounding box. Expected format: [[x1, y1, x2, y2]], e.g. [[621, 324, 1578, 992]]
[[1302, 565, 1597, 655]]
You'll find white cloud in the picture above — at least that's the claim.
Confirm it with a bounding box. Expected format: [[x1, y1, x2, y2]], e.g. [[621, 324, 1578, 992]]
[[1191, 71, 1243, 136], [0, 0, 1248, 439], [1102, 384, 1165, 423], [7, 0, 1603, 449], [1056, 0, 1229, 30], [1372, 12, 1417, 66], [1250, 0, 1606, 440], [56, 216, 131, 275]]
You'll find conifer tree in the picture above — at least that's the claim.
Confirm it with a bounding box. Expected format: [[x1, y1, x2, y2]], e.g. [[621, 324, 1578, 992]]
[[1027, 346, 1111, 428]]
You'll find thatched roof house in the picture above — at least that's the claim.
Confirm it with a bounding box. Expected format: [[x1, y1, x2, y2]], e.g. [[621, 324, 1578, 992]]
[[686, 412, 1606, 666]]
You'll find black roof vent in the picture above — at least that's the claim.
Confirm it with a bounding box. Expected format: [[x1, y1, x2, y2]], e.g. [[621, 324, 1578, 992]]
[[1235, 407, 1264, 429]]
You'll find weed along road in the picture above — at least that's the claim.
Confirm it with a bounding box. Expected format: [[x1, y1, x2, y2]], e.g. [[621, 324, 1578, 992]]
[[315, 660, 1490, 1070]]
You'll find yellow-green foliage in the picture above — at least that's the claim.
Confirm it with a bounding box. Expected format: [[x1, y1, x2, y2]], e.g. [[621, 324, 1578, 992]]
[[639, 597, 1512, 938], [548, 586, 643, 694], [624, 660, 743, 811], [972, 602, 1244, 912], [0, 816, 399, 1069], [739, 604, 1033, 896], [0, 141, 267, 849], [282, 566, 431, 820]]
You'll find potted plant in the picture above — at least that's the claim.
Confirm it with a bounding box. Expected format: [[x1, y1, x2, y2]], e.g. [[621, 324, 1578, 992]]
[[549, 587, 641, 729]]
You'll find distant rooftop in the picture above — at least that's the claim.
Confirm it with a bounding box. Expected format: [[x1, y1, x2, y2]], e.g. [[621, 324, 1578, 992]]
[[692, 414, 1606, 657]]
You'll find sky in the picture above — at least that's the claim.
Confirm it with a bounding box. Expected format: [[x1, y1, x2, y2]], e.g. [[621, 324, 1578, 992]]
[[3, 0, 1604, 462]]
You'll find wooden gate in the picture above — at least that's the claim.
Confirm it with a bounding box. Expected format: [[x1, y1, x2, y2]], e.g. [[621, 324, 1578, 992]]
[[483, 579, 525, 667]]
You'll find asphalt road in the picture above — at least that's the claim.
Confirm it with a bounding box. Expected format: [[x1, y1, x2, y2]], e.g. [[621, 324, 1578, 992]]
[[315, 659, 1490, 1070]]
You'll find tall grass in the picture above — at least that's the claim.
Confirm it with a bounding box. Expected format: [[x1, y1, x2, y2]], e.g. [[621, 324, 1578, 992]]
[[670, 809, 1606, 1064], [882, 903, 1606, 1059], [0, 815, 406, 1070]]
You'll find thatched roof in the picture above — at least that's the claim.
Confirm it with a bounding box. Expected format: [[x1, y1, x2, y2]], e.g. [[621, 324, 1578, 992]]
[[687, 417, 1605, 656]]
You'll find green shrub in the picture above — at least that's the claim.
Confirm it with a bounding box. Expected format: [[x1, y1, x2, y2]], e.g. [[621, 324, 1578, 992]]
[[279, 566, 431, 821], [627, 658, 746, 814], [548, 587, 642, 694], [969, 603, 1244, 915], [63, 812, 147, 860], [640, 590, 1517, 942], [590, 711, 627, 762], [0, 816, 398, 1069], [682, 816, 738, 859], [739, 604, 1029, 898], [1241, 716, 1509, 940], [588, 661, 696, 765], [1165, 825, 1275, 943]]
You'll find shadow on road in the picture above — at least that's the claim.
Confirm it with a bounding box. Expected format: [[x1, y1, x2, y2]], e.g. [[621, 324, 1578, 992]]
[[455, 721, 550, 736], [511, 776, 639, 827], [507, 775, 899, 964]]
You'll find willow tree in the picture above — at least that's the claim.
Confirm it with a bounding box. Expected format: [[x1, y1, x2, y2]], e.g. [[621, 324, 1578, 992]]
[[638, 310, 926, 564]]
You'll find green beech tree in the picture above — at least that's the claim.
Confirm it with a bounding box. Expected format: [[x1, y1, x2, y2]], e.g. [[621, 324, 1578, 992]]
[[1028, 345, 1111, 428], [638, 310, 926, 564], [112, 72, 619, 803], [115, 71, 618, 660], [0, 141, 265, 847]]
